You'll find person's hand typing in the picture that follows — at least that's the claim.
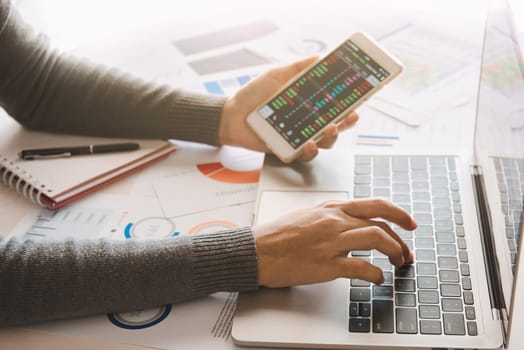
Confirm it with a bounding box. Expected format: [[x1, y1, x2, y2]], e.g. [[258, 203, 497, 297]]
[[218, 57, 359, 161], [254, 198, 417, 287]]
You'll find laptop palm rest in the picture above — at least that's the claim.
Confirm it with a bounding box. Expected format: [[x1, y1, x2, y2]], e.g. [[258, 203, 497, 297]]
[[233, 279, 350, 348], [233, 152, 354, 348]]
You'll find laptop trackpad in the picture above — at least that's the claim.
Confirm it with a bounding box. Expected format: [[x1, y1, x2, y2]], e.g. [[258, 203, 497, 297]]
[[255, 190, 348, 225]]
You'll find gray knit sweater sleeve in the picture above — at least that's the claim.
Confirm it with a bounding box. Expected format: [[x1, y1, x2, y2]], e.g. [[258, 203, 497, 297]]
[[0, 0, 259, 327]]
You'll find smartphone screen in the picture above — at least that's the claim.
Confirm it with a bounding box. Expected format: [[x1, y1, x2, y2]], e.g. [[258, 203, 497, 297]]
[[256, 39, 391, 149]]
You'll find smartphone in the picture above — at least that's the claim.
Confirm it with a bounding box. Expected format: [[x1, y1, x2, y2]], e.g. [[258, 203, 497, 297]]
[[247, 32, 403, 163]]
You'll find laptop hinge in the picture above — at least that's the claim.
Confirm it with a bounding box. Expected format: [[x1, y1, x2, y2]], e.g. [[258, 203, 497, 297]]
[[471, 166, 508, 344]]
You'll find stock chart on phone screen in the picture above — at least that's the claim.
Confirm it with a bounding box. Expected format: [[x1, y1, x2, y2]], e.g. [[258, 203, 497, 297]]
[[258, 39, 390, 149]]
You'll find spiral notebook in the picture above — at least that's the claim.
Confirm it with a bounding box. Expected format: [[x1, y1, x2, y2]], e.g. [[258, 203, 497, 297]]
[[0, 114, 176, 209]]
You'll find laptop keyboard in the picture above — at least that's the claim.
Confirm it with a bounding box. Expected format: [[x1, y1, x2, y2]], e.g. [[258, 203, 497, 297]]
[[348, 155, 477, 336], [493, 157, 523, 274]]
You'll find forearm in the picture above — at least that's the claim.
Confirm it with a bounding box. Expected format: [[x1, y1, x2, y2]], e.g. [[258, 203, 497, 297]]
[[0, 228, 258, 327], [0, 0, 226, 145]]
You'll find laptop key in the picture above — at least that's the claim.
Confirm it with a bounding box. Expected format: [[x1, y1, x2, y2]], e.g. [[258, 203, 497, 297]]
[[396, 293, 416, 307], [415, 237, 434, 249], [459, 250, 469, 262], [460, 264, 470, 276], [447, 157, 456, 170], [374, 177, 390, 187], [462, 277, 472, 290], [413, 202, 431, 212], [359, 303, 371, 317], [412, 170, 429, 180], [443, 313, 466, 335], [396, 308, 418, 334], [441, 284, 461, 297], [355, 156, 371, 165], [354, 185, 371, 198], [420, 320, 442, 335], [350, 303, 358, 317], [416, 262, 437, 275], [372, 300, 394, 333], [393, 194, 410, 204], [430, 166, 447, 175], [416, 249, 436, 261], [395, 279, 416, 292], [373, 188, 391, 199], [417, 276, 438, 289], [392, 156, 409, 172], [419, 305, 440, 319], [373, 285, 393, 298], [429, 156, 446, 166], [383, 271, 393, 284], [434, 208, 452, 219], [355, 175, 372, 184], [412, 181, 430, 191], [411, 157, 427, 169], [442, 298, 463, 312], [436, 231, 455, 243], [467, 321, 478, 336], [463, 291, 474, 305], [414, 225, 433, 236], [352, 250, 371, 257], [350, 288, 370, 301], [349, 318, 370, 333], [439, 270, 460, 283], [465, 306, 476, 320], [437, 244, 456, 256], [393, 173, 409, 182], [393, 183, 410, 193], [435, 220, 454, 231], [395, 265, 415, 278], [373, 157, 390, 176], [433, 197, 450, 208], [438, 256, 458, 269], [351, 279, 370, 287], [355, 165, 371, 175], [412, 192, 430, 201], [374, 258, 392, 270], [413, 213, 432, 225], [418, 290, 439, 304]]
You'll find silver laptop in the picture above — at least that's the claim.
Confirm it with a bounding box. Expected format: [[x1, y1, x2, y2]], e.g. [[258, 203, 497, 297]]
[[232, 1, 524, 349]]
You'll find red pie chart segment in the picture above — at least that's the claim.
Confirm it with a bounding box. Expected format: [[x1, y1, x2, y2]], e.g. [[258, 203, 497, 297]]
[[197, 162, 260, 184]]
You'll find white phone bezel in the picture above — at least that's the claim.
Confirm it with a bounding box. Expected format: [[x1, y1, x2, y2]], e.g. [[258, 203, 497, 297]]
[[246, 31, 404, 163]]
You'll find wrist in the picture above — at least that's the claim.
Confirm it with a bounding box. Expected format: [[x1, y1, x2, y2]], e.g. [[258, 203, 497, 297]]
[[218, 97, 237, 146]]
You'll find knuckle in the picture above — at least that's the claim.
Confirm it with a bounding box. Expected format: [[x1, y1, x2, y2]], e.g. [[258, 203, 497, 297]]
[[370, 197, 388, 207], [369, 226, 386, 241], [321, 200, 342, 209], [323, 213, 343, 227]]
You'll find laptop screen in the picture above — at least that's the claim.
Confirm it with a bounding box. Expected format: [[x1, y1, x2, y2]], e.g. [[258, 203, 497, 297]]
[[474, 0, 524, 339]]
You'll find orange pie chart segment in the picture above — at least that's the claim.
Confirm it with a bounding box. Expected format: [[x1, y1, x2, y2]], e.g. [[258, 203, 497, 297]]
[[197, 162, 260, 184]]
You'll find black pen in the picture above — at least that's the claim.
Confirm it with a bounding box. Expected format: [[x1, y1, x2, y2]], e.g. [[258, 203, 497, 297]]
[[19, 142, 140, 160]]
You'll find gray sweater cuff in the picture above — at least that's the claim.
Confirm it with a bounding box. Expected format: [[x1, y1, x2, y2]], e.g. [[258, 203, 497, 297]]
[[168, 90, 226, 146], [191, 227, 258, 296]]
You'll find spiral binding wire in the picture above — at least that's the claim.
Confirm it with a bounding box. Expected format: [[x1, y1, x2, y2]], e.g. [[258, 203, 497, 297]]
[[0, 155, 46, 207]]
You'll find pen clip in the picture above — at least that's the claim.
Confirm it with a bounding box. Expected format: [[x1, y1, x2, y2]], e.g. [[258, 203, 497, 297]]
[[23, 152, 72, 160]]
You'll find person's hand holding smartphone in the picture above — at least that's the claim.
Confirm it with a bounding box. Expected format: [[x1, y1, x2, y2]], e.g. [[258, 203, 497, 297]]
[[245, 32, 403, 163], [218, 56, 360, 161]]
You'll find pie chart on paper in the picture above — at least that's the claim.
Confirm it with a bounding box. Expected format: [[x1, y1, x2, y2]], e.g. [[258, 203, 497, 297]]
[[188, 220, 237, 235], [197, 162, 260, 184]]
